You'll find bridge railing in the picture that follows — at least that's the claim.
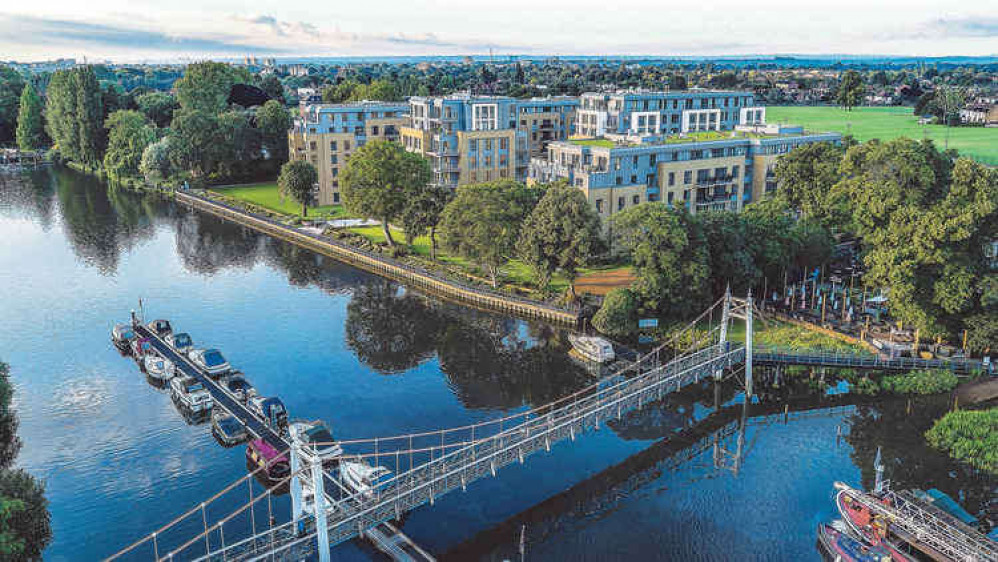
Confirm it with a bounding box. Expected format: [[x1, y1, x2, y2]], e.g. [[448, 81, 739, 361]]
[[205, 343, 745, 561], [753, 346, 988, 374]]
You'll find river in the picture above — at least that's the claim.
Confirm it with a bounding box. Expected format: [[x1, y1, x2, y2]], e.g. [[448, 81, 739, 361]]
[[0, 168, 992, 561]]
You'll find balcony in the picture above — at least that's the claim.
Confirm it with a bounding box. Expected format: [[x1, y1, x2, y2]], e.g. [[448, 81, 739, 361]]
[[695, 175, 736, 187]]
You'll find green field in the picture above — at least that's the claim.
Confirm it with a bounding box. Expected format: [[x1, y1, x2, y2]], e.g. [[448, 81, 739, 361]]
[[767, 106, 998, 165], [210, 182, 350, 219]]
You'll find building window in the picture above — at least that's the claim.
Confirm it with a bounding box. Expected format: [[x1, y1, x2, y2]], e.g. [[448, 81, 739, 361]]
[[309, 141, 317, 151], [332, 168, 338, 177], [596, 199, 604, 213], [331, 155, 337, 164], [500, 137, 508, 150], [372, 126, 379, 135], [472, 104, 498, 131], [330, 141, 337, 151], [684, 171, 692, 184], [630, 175, 637, 184], [618, 196, 625, 211], [344, 141, 351, 151], [632, 195, 640, 205], [667, 192, 674, 204], [616, 177, 622, 186], [333, 192, 340, 203], [732, 165, 739, 178]]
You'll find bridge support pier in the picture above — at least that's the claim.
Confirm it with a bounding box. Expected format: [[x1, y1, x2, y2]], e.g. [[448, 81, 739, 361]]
[[745, 290, 753, 399], [290, 443, 304, 531], [312, 454, 331, 562], [716, 286, 731, 381]]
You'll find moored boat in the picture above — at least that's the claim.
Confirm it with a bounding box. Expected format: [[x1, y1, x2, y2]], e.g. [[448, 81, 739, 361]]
[[339, 461, 392, 499], [222, 374, 257, 403], [212, 410, 248, 446], [246, 439, 290, 481], [836, 490, 917, 562], [249, 396, 289, 434], [189, 348, 230, 377], [170, 375, 213, 413], [143, 354, 176, 382], [131, 337, 153, 360], [289, 420, 343, 466], [147, 319, 173, 337], [164, 332, 193, 354], [817, 522, 893, 562], [111, 324, 136, 353], [568, 334, 615, 363]]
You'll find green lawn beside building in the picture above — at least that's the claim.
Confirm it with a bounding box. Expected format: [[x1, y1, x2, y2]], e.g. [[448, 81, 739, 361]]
[[210, 182, 351, 219], [767, 106, 998, 165]]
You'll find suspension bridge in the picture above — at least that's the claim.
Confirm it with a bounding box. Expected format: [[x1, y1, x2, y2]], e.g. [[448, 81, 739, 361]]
[[107, 291, 995, 561]]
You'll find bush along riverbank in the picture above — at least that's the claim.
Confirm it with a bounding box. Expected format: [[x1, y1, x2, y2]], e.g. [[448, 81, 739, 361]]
[[926, 408, 998, 475], [756, 365, 963, 399]]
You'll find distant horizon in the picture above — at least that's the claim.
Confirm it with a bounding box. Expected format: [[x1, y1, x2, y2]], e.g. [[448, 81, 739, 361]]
[[5, 53, 998, 66]]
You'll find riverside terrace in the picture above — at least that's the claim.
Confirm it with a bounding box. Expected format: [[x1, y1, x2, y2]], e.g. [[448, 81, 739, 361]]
[[529, 125, 842, 221]]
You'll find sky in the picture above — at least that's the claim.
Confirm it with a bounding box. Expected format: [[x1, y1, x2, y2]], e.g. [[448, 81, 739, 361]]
[[1, 1, 996, 62]]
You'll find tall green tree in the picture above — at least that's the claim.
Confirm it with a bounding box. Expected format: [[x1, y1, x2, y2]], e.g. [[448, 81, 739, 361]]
[[0, 66, 25, 145], [0, 362, 50, 560], [772, 141, 846, 225], [45, 70, 80, 160], [255, 100, 292, 162], [743, 198, 801, 287], [15, 83, 44, 151], [140, 137, 173, 183], [610, 203, 710, 317], [341, 140, 432, 246], [73, 66, 105, 167], [696, 211, 759, 298], [592, 288, 638, 338], [439, 180, 534, 288], [399, 184, 451, 259], [103, 110, 156, 179], [168, 109, 222, 179], [135, 91, 178, 128], [836, 70, 865, 111], [174, 61, 242, 113], [277, 160, 318, 217], [517, 184, 603, 290]]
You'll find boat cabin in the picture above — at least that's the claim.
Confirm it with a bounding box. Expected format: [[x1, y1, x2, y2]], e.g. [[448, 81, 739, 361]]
[[224, 375, 256, 402], [131, 337, 153, 357], [167, 332, 193, 351], [147, 319, 173, 337], [246, 439, 290, 480], [254, 397, 288, 432]]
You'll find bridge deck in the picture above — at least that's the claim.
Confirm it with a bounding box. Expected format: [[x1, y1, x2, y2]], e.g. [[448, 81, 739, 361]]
[[755, 348, 989, 374]]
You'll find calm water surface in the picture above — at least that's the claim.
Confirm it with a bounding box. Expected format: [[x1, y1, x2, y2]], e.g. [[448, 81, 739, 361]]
[[0, 169, 992, 561]]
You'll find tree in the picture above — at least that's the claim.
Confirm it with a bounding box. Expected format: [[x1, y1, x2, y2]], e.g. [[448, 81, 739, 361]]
[[591, 288, 638, 338], [256, 74, 285, 102], [772, 141, 846, 225], [517, 184, 602, 290], [140, 137, 173, 183], [136, 91, 179, 128], [0, 362, 50, 560], [743, 198, 801, 287], [322, 81, 357, 103], [341, 140, 432, 246], [277, 160, 318, 217], [168, 109, 222, 179], [399, 184, 451, 259], [256, 100, 292, 161], [696, 211, 759, 298], [74, 66, 105, 167], [439, 180, 533, 287], [15, 83, 44, 151], [103, 110, 156, 179], [215, 109, 260, 178], [45, 70, 79, 160], [964, 312, 997, 356], [0, 66, 25, 145], [174, 61, 241, 113], [610, 203, 710, 317], [836, 70, 865, 111]]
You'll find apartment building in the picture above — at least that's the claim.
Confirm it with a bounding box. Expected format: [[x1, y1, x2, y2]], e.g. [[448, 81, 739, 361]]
[[400, 94, 578, 189], [288, 101, 408, 206], [530, 124, 841, 224], [576, 90, 764, 137]]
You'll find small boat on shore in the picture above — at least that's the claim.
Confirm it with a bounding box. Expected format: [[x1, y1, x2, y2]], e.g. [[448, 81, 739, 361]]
[[143, 354, 176, 383], [246, 439, 290, 481], [568, 334, 615, 363], [339, 461, 392, 499], [111, 324, 136, 353], [165, 332, 193, 354], [817, 521, 893, 562], [212, 410, 248, 446], [170, 376, 213, 413], [147, 319, 173, 338]]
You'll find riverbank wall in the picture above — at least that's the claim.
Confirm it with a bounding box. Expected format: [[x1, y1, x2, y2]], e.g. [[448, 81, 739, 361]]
[[174, 191, 580, 326]]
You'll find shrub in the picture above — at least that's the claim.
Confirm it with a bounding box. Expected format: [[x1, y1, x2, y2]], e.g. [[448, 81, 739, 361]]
[[926, 408, 998, 474], [881, 369, 959, 395]]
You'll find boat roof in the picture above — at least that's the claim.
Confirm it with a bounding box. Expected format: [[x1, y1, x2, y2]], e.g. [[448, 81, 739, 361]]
[[304, 426, 334, 444], [249, 439, 286, 460], [173, 332, 192, 342], [260, 397, 285, 410], [202, 349, 227, 366], [227, 377, 253, 389]]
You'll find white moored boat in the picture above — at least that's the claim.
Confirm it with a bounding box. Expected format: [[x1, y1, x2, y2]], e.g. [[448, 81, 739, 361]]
[[339, 461, 392, 499], [144, 354, 176, 382], [170, 376, 213, 413], [568, 334, 616, 363]]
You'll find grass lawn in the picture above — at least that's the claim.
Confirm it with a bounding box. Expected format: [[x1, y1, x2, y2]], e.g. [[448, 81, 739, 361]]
[[569, 138, 616, 148], [211, 182, 351, 219], [767, 106, 998, 165], [720, 318, 869, 354]]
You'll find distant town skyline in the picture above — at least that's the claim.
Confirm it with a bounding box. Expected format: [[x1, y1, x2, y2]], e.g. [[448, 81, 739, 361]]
[[1, 3, 996, 62]]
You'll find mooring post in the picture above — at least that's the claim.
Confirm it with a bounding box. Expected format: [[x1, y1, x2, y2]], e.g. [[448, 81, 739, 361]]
[[745, 289, 753, 399], [312, 454, 330, 562]]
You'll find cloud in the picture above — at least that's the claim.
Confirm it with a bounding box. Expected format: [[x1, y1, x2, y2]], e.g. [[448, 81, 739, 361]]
[[0, 14, 288, 55], [233, 14, 320, 38], [923, 17, 998, 38]]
